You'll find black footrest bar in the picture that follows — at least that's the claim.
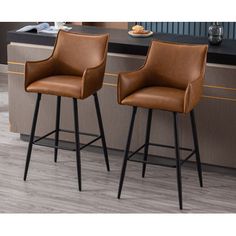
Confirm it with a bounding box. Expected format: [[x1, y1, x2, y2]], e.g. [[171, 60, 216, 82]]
[[127, 144, 145, 160], [149, 142, 193, 152], [33, 142, 75, 151], [59, 129, 99, 137], [33, 130, 56, 143], [126, 142, 196, 168], [180, 150, 196, 166], [33, 129, 100, 146], [129, 155, 176, 168], [79, 135, 101, 150], [32, 129, 102, 152]]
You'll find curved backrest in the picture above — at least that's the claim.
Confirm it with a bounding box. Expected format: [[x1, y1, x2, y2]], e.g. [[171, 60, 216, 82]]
[[144, 41, 208, 89], [52, 30, 109, 76]]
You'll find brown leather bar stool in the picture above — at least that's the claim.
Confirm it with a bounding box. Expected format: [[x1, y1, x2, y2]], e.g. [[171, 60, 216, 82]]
[[117, 40, 208, 209], [23, 30, 110, 191]]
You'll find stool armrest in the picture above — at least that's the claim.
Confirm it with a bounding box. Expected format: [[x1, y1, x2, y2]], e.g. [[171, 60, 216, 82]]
[[25, 57, 55, 90], [81, 59, 106, 99], [117, 66, 147, 104], [184, 76, 203, 113]]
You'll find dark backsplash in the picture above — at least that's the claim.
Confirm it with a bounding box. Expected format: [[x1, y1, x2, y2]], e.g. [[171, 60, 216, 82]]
[[0, 22, 35, 64]]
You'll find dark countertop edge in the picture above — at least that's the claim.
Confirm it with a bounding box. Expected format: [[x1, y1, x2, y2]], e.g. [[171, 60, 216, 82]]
[[7, 25, 236, 66]]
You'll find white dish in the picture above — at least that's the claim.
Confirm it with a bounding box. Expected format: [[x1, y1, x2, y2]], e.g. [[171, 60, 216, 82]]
[[128, 30, 153, 38]]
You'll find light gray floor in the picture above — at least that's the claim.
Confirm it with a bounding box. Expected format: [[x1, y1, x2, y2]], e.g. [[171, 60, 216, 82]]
[[0, 73, 236, 213]]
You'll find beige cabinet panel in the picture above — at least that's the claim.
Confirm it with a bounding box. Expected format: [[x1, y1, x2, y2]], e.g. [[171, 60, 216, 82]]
[[7, 43, 236, 168]]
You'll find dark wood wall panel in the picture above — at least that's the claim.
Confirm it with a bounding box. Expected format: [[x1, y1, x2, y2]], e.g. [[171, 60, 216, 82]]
[[136, 22, 236, 40]]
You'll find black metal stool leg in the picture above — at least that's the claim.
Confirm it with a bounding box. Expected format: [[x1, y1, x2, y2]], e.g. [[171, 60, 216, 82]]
[[93, 93, 110, 171], [24, 93, 41, 181], [190, 110, 203, 187], [118, 106, 137, 199], [73, 98, 82, 191], [173, 112, 183, 210], [54, 96, 61, 163], [142, 109, 152, 178]]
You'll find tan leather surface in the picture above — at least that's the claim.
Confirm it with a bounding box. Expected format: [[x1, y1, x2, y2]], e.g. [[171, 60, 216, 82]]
[[118, 40, 208, 113], [121, 86, 185, 112], [27, 75, 83, 98], [25, 30, 109, 99]]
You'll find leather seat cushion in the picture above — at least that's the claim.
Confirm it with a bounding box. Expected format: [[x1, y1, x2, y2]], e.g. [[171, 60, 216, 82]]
[[121, 86, 185, 112], [26, 75, 83, 99]]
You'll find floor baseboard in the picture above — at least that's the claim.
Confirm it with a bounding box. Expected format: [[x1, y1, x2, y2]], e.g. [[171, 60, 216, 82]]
[[0, 64, 8, 73]]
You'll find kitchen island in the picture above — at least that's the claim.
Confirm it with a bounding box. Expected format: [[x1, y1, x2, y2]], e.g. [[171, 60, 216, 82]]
[[7, 25, 236, 169]]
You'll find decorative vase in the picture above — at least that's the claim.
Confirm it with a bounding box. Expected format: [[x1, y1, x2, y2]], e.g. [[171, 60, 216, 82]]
[[208, 22, 223, 46]]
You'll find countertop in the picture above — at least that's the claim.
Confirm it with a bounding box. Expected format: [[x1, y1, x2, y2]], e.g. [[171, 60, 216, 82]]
[[7, 24, 236, 65]]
